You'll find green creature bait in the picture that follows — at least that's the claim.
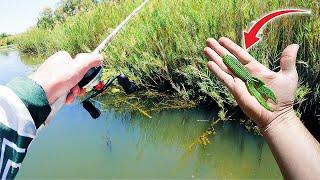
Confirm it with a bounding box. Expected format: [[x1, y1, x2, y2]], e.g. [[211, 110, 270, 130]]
[[223, 55, 277, 111]]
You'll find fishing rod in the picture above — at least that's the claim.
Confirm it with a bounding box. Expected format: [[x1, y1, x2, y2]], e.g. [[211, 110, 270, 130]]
[[45, 0, 149, 123]]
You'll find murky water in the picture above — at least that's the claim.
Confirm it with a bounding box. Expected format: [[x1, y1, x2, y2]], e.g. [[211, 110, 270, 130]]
[[0, 50, 281, 179]]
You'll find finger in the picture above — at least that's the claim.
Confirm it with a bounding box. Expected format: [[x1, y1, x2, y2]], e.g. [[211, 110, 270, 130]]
[[207, 61, 235, 90], [79, 88, 86, 96], [48, 51, 72, 62], [280, 44, 299, 73], [74, 53, 103, 77], [218, 37, 273, 74], [218, 37, 256, 65], [206, 38, 232, 57], [233, 78, 251, 98], [204, 47, 234, 75], [65, 93, 75, 104], [75, 53, 89, 59], [71, 86, 81, 96]]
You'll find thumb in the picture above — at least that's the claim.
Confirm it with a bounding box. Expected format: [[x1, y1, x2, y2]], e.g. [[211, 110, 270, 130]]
[[74, 53, 103, 77], [280, 44, 299, 73]]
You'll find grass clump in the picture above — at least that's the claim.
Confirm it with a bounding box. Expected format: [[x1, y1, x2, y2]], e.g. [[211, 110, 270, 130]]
[[0, 33, 14, 48]]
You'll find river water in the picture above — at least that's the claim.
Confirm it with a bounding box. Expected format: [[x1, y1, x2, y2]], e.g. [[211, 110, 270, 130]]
[[0, 50, 281, 179]]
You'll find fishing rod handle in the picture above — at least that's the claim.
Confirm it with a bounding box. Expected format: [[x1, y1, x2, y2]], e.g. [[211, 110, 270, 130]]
[[43, 94, 67, 127]]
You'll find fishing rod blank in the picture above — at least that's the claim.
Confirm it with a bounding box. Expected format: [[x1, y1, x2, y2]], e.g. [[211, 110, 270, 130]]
[[78, 0, 149, 89]]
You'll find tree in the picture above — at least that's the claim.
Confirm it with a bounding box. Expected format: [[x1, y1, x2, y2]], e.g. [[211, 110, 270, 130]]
[[0, 33, 8, 39], [37, 0, 99, 29], [37, 7, 55, 29]]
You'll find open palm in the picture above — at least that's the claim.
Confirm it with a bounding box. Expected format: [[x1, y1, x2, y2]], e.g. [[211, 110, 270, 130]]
[[204, 37, 299, 128]]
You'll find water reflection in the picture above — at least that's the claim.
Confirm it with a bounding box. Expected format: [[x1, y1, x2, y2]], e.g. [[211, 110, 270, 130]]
[[0, 50, 32, 84]]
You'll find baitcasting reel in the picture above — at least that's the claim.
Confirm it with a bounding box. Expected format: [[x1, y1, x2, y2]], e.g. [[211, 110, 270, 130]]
[[81, 74, 138, 119]]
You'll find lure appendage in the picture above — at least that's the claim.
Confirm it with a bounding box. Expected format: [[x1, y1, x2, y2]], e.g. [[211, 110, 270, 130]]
[[247, 80, 272, 111], [252, 77, 277, 103]]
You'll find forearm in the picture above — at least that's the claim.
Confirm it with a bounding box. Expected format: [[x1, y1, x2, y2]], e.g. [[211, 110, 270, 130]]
[[0, 77, 51, 179], [262, 112, 320, 179]]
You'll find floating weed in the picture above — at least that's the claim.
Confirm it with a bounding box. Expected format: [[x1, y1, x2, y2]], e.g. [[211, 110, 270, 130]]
[[123, 101, 152, 119], [186, 116, 222, 152], [93, 89, 196, 119]]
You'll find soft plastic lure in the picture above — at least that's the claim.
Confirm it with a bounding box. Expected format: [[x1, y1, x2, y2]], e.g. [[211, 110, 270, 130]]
[[223, 55, 277, 111]]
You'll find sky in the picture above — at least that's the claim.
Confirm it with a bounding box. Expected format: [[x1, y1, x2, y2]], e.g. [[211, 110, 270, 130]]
[[0, 0, 59, 34]]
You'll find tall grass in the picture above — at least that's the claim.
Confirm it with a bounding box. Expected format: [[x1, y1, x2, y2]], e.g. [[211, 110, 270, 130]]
[[15, 0, 320, 117]]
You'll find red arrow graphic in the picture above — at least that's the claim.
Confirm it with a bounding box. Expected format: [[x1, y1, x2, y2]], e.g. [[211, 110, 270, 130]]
[[243, 9, 310, 49]]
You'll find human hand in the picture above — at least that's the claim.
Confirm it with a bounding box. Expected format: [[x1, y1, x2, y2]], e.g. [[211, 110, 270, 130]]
[[28, 51, 102, 105], [204, 37, 299, 129]]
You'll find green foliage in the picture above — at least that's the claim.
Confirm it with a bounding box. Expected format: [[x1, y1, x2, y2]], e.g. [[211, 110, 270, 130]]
[[0, 33, 13, 47], [15, 0, 320, 116], [37, 8, 56, 29], [0, 33, 8, 39], [37, 0, 99, 29], [15, 29, 58, 54], [295, 84, 310, 104]]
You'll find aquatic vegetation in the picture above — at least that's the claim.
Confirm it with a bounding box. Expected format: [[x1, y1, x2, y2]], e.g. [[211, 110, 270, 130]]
[[89, 89, 196, 119], [123, 101, 152, 119], [187, 119, 218, 150], [186, 113, 228, 151]]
